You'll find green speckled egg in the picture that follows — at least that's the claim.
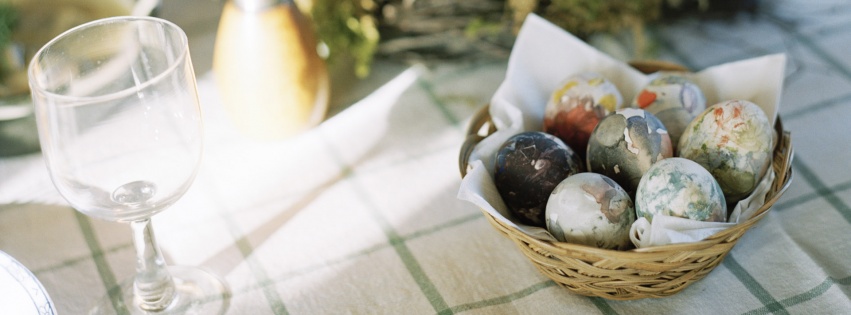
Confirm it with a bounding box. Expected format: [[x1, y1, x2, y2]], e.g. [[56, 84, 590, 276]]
[[636, 158, 727, 223], [586, 108, 673, 196], [678, 100, 773, 204], [546, 173, 635, 250]]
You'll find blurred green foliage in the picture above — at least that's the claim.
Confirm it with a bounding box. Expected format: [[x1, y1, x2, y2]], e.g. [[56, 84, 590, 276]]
[[302, 0, 379, 78], [0, 3, 18, 77], [301, 0, 666, 77], [542, 0, 662, 38]]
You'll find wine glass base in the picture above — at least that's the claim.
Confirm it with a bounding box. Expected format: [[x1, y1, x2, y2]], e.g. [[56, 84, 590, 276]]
[[89, 266, 230, 315]]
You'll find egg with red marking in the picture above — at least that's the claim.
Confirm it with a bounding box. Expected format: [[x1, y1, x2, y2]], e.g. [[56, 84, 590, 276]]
[[677, 100, 773, 203], [494, 131, 584, 227], [544, 72, 624, 158], [631, 72, 706, 150], [586, 108, 673, 196]]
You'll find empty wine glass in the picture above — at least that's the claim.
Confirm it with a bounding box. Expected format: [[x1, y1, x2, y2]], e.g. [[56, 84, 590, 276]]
[[28, 16, 229, 314]]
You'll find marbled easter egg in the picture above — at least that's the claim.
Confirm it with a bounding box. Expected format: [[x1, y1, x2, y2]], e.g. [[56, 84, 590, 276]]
[[546, 172, 635, 250], [495, 131, 584, 227], [635, 158, 727, 223], [586, 108, 673, 196], [544, 72, 624, 158], [631, 72, 706, 150], [678, 100, 774, 204]]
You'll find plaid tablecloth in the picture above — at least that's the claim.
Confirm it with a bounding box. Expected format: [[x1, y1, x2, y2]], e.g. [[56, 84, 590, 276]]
[[1, 0, 850, 313]]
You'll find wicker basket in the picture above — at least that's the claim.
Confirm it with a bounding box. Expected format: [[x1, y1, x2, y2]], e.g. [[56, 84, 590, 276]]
[[458, 61, 794, 300]]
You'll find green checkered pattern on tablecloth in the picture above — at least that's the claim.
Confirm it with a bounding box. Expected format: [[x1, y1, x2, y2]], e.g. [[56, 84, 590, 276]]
[[1, 0, 851, 314]]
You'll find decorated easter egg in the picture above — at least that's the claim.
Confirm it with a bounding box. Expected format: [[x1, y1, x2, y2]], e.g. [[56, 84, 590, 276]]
[[632, 72, 706, 150], [495, 131, 584, 227], [678, 100, 774, 204], [635, 158, 727, 223], [544, 72, 624, 158], [586, 108, 673, 195], [546, 172, 635, 250]]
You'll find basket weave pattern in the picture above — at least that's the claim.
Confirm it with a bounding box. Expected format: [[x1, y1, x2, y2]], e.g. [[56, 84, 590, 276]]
[[459, 62, 794, 300]]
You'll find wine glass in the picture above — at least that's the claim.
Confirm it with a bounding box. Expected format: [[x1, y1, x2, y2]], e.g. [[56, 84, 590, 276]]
[[28, 16, 229, 314]]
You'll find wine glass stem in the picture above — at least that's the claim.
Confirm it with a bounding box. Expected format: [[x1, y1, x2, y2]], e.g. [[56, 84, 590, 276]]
[[131, 219, 176, 312]]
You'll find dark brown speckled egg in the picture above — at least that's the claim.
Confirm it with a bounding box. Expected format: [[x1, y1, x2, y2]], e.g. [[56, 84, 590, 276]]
[[494, 131, 583, 227]]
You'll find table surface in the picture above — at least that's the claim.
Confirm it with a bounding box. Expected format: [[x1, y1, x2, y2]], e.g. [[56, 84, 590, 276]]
[[2, 0, 851, 314]]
